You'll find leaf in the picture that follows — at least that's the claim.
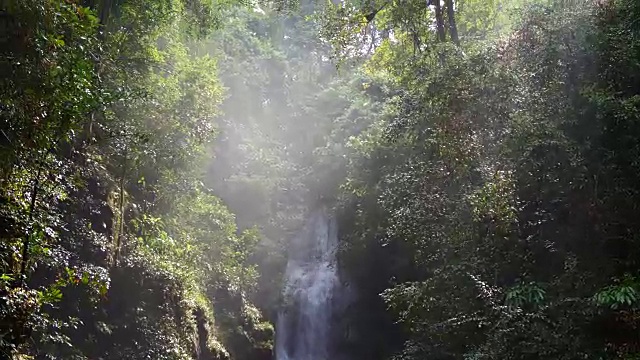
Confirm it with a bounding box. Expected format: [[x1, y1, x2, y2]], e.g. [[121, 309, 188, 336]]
[[0, 274, 14, 283]]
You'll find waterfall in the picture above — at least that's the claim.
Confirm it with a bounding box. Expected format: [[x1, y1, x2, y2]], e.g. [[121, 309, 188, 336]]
[[275, 209, 340, 360]]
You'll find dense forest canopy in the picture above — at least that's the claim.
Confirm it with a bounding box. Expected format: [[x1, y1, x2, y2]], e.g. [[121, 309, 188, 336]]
[[2, 0, 640, 359]]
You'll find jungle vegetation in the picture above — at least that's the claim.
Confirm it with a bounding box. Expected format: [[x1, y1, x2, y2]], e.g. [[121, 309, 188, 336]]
[[2, 0, 640, 359]]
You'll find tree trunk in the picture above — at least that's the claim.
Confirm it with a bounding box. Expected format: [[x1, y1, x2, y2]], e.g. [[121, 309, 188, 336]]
[[434, 0, 446, 43], [98, 0, 113, 31], [445, 0, 459, 45], [19, 165, 42, 280], [114, 148, 127, 267], [83, 0, 112, 145]]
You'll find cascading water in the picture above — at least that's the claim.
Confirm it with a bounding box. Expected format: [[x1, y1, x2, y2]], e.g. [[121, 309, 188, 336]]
[[275, 209, 341, 360]]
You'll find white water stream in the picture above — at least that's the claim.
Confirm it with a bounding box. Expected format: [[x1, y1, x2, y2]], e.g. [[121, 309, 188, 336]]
[[275, 210, 340, 360]]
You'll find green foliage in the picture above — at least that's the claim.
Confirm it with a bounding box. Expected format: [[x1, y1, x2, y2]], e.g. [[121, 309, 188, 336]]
[[594, 275, 640, 310], [505, 281, 546, 309], [0, 0, 272, 358], [6, 0, 640, 359], [325, 0, 640, 359]]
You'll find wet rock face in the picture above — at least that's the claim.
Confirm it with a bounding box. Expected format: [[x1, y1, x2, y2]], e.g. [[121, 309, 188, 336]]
[[276, 209, 343, 360]]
